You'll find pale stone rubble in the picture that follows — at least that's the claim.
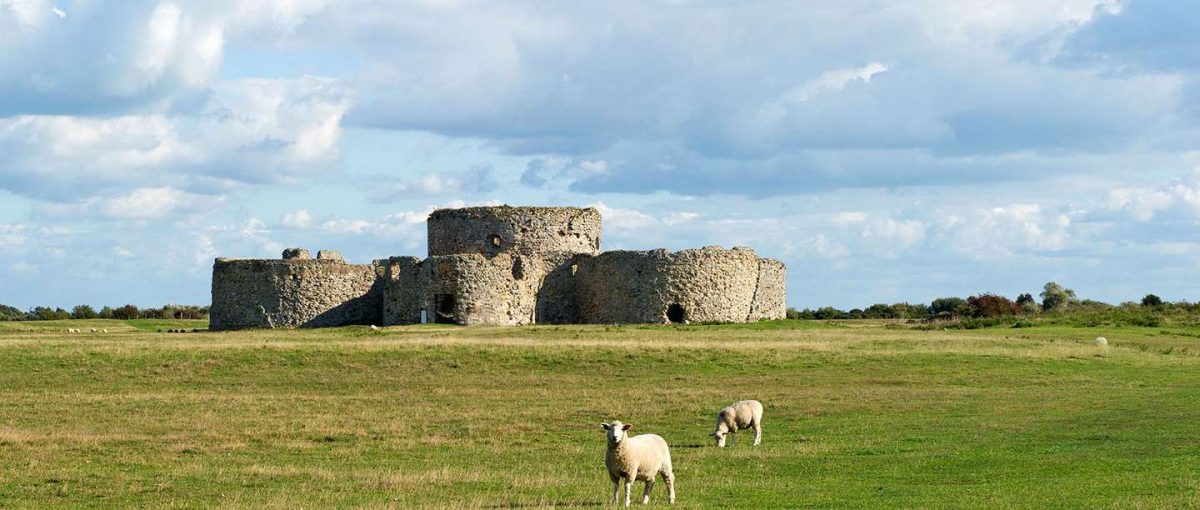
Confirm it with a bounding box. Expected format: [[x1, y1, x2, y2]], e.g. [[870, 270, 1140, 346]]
[[209, 205, 785, 330]]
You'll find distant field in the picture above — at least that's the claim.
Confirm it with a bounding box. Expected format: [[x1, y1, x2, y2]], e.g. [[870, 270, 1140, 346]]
[[1, 319, 1199, 508]]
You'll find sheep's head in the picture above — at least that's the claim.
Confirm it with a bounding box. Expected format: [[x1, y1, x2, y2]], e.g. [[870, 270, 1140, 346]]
[[711, 430, 729, 447], [600, 421, 632, 443]]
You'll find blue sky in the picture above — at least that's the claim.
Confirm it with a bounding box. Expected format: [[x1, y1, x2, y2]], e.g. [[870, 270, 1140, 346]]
[[0, 0, 1197, 310]]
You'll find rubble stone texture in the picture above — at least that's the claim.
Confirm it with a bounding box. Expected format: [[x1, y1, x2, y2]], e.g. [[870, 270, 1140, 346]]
[[573, 247, 786, 324], [210, 257, 382, 330], [210, 206, 786, 330]]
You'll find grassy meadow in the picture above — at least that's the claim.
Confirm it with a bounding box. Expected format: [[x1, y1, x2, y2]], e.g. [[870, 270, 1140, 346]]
[[1, 319, 1199, 508]]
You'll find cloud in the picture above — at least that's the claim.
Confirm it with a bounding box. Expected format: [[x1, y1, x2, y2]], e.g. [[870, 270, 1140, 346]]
[[521, 157, 610, 188], [0, 77, 347, 201], [359, 164, 498, 201], [327, 0, 1188, 196], [0, 0, 329, 115], [281, 209, 313, 229], [780, 62, 889, 104], [0, 223, 27, 248], [939, 204, 1073, 259], [100, 187, 224, 220], [1099, 168, 1200, 221], [1058, 0, 1200, 72]]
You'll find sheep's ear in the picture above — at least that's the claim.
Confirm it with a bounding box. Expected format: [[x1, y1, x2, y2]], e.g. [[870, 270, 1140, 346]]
[[621, 423, 632, 431], [600, 423, 612, 430]]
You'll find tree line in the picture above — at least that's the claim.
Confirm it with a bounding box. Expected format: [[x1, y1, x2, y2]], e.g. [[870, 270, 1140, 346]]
[[0, 303, 209, 321], [787, 282, 1183, 321]]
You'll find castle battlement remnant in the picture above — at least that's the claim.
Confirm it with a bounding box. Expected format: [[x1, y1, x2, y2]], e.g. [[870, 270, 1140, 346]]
[[209, 205, 785, 330]]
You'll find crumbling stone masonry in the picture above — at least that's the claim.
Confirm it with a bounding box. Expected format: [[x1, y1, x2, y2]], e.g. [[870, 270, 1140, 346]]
[[209, 205, 785, 329]]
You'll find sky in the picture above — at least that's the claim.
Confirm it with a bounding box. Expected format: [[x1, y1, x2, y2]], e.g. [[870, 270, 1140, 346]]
[[0, 0, 1198, 311]]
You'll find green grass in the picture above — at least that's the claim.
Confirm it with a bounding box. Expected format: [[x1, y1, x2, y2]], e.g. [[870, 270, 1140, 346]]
[[1, 320, 1199, 508]]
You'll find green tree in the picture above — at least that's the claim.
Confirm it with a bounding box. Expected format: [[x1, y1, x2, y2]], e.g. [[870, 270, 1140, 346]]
[[111, 304, 140, 320], [71, 305, 98, 319], [1016, 293, 1039, 315], [29, 307, 70, 320], [1040, 282, 1076, 311], [0, 304, 23, 321], [1141, 294, 1164, 308], [929, 297, 967, 317]]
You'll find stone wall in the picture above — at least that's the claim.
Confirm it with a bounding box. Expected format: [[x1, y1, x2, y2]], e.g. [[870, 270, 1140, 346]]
[[209, 253, 383, 330], [748, 258, 787, 321], [423, 253, 546, 325], [427, 206, 601, 258], [380, 256, 427, 326], [572, 247, 786, 324]]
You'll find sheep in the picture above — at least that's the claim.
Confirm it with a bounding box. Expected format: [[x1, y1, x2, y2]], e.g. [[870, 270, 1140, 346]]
[[369, 325, 380, 331], [101, 329, 108, 333], [90, 328, 97, 333], [601, 420, 676, 507], [712, 399, 764, 447], [1095, 336, 1108, 346]]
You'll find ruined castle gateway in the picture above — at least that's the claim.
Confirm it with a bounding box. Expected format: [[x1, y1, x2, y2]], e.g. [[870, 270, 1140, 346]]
[[209, 205, 786, 330]]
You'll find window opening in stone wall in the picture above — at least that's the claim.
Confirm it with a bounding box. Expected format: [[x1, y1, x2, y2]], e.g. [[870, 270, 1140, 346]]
[[570, 264, 578, 276], [512, 258, 525, 280], [489, 234, 502, 248], [434, 294, 457, 324], [666, 303, 686, 324]]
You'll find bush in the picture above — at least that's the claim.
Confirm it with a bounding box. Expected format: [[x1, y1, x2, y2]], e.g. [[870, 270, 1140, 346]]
[[29, 306, 70, 321], [0, 304, 24, 321], [111, 304, 140, 320], [1142, 294, 1164, 308], [929, 297, 967, 317], [966, 293, 1022, 318]]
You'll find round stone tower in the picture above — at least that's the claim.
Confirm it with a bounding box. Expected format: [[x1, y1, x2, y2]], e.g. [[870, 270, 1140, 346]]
[[427, 205, 601, 257]]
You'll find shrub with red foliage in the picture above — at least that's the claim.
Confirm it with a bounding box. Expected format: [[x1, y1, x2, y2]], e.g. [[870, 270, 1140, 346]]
[[966, 293, 1023, 318]]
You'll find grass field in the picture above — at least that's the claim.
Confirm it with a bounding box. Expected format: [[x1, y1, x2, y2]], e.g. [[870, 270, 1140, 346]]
[[1, 319, 1199, 508]]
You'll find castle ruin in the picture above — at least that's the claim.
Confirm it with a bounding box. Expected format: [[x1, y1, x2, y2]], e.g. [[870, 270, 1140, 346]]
[[209, 206, 785, 329]]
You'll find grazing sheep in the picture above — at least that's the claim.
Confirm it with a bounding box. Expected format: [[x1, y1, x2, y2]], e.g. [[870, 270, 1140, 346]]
[[712, 400, 764, 447], [1095, 336, 1108, 346], [101, 329, 108, 333], [601, 420, 676, 507], [90, 328, 97, 333], [370, 325, 380, 331]]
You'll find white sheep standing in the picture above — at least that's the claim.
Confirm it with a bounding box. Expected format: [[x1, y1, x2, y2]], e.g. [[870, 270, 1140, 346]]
[[601, 420, 676, 507], [712, 399, 764, 447]]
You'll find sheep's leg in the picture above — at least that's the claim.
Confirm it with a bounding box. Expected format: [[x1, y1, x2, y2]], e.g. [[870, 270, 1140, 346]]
[[663, 469, 676, 504], [610, 476, 620, 505], [753, 420, 762, 446], [642, 477, 654, 505], [624, 469, 637, 508]]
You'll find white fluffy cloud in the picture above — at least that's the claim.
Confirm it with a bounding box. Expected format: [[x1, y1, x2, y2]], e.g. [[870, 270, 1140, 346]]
[[281, 209, 313, 229], [1101, 169, 1200, 221], [0, 77, 346, 200], [0, 0, 330, 114]]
